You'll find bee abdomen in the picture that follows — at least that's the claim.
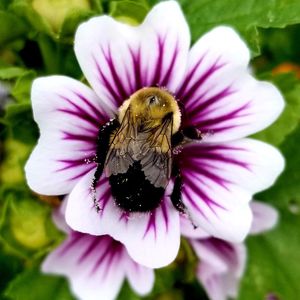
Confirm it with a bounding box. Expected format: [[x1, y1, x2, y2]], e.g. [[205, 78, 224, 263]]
[[109, 161, 165, 212]]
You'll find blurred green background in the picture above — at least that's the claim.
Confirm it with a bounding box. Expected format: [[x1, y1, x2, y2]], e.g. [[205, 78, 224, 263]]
[[1, 0, 300, 299]]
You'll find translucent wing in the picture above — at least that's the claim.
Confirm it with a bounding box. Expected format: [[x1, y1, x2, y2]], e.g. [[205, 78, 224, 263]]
[[105, 109, 136, 176], [137, 117, 173, 188], [105, 108, 173, 189]]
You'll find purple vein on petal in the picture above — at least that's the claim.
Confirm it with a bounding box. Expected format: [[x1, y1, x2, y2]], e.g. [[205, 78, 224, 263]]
[[68, 165, 95, 181], [184, 59, 226, 104], [69, 124, 98, 136], [182, 145, 251, 170], [184, 176, 226, 217], [91, 177, 112, 215], [61, 131, 97, 144], [129, 46, 143, 91], [183, 162, 231, 190], [194, 101, 251, 130], [183, 185, 209, 221], [102, 242, 123, 278], [160, 200, 169, 232], [161, 40, 179, 87], [58, 232, 85, 256], [77, 236, 101, 264], [197, 151, 249, 169], [187, 86, 236, 119], [57, 94, 100, 128], [89, 238, 113, 276], [73, 91, 108, 123], [178, 57, 226, 105], [151, 34, 165, 86], [99, 187, 112, 215], [90, 237, 123, 277], [184, 173, 227, 210], [176, 51, 208, 99], [119, 211, 130, 224], [103, 44, 130, 104], [208, 124, 241, 133], [125, 66, 134, 96], [56, 157, 94, 172], [92, 54, 120, 107], [143, 212, 157, 240], [203, 238, 237, 265]]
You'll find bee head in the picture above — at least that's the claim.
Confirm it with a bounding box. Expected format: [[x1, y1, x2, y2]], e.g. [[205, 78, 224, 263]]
[[118, 87, 181, 133]]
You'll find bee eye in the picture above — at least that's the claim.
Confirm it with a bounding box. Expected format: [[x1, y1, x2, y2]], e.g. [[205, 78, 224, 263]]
[[148, 95, 159, 105]]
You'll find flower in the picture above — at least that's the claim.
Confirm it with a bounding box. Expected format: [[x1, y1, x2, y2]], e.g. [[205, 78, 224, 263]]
[[42, 204, 154, 300], [181, 201, 278, 300], [25, 1, 284, 268]]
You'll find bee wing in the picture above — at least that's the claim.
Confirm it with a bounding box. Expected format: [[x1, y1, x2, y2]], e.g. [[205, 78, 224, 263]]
[[105, 109, 135, 176], [139, 117, 173, 188]]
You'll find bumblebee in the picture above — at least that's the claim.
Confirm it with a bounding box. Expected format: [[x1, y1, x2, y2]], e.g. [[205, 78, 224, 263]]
[[91, 87, 202, 213]]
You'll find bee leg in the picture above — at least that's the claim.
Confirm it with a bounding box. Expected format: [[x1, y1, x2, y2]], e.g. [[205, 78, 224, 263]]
[[171, 127, 203, 152], [91, 118, 120, 213], [91, 165, 103, 213], [182, 127, 203, 141], [171, 163, 198, 229], [171, 131, 184, 148], [170, 163, 185, 213]]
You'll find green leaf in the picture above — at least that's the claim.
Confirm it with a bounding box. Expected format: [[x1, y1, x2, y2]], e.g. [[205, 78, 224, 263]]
[[239, 211, 300, 300], [36, 34, 82, 76], [0, 67, 27, 80], [0, 0, 10, 10], [175, 0, 300, 56], [257, 127, 300, 209], [252, 73, 300, 146], [9, 0, 54, 37], [0, 248, 23, 294], [239, 127, 300, 299], [0, 139, 32, 185], [0, 120, 8, 141], [0, 11, 28, 45], [36, 34, 61, 74], [0, 188, 63, 259], [117, 281, 141, 300], [109, 0, 149, 24], [4, 103, 39, 144], [59, 9, 95, 42], [11, 70, 36, 103], [4, 267, 75, 300], [89, 0, 103, 13], [259, 24, 300, 66]]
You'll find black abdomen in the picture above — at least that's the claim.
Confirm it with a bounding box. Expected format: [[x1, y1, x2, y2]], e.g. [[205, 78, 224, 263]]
[[109, 161, 165, 212]]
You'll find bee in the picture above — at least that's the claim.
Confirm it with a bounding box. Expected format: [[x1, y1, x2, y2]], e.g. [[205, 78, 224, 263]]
[[91, 87, 202, 213]]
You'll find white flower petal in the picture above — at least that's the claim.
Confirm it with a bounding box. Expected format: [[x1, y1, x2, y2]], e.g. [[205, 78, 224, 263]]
[[42, 234, 127, 300], [125, 258, 155, 295], [178, 138, 284, 242], [250, 201, 278, 235], [180, 215, 211, 239], [66, 170, 180, 268], [74, 0, 190, 109], [176, 26, 284, 142], [193, 239, 246, 300], [25, 76, 111, 195], [52, 200, 70, 234]]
